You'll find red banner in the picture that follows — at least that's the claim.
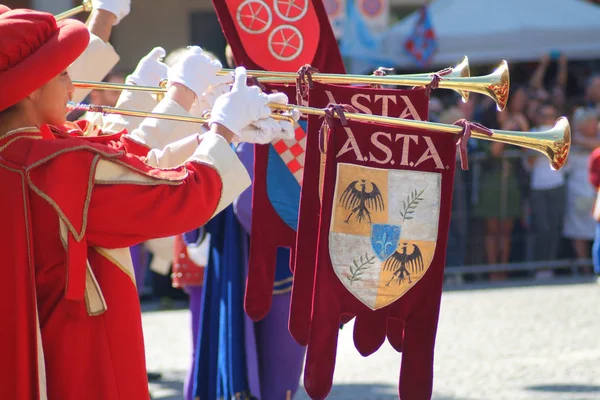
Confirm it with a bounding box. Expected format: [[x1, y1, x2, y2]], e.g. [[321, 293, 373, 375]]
[[289, 83, 429, 346], [244, 84, 298, 321], [303, 117, 456, 400], [212, 0, 345, 73]]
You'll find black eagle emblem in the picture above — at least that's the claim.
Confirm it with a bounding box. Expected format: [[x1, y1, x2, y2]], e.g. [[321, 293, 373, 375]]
[[339, 179, 384, 224], [383, 243, 424, 286]]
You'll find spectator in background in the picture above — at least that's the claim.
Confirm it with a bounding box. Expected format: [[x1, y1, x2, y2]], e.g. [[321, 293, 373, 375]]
[[79, 70, 127, 126], [89, 70, 126, 107], [585, 74, 600, 112], [428, 97, 443, 122], [528, 52, 569, 114], [473, 87, 528, 280], [523, 103, 565, 278], [563, 109, 599, 270]]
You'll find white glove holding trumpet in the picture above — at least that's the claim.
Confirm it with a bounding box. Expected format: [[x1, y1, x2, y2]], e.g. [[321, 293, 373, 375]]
[[209, 68, 298, 144], [167, 46, 232, 103], [126, 46, 168, 87], [239, 92, 300, 144]]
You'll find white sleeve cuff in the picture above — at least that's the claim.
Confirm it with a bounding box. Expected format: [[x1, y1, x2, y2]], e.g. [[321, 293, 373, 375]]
[[128, 99, 207, 150], [144, 134, 202, 168], [68, 33, 120, 104], [188, 132, 251, 219], [144, 237, 176, 276]]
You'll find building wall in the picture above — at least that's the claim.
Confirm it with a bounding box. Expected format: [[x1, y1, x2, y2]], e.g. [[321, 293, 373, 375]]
[[11, 0, 425, 72], [5, 0, 77, 12], [110, 0, 218, 72], [3, 0, 30, 8], [31, 0, 72, 14]]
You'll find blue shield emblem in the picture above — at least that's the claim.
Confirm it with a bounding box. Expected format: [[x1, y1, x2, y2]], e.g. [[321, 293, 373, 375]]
[[371, 224, 401, 261]]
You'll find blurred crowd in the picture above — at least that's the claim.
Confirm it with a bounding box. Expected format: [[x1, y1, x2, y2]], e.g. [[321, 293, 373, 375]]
[[431, 53, 600, 281]]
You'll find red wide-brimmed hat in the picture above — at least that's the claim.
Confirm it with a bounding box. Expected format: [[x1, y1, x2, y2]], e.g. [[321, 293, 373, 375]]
[[0, 7, 90, 111]]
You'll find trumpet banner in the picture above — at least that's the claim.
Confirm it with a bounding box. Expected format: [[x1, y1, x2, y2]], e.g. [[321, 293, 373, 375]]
[[302, 118, 456, 400], [289, 82, 429, 346]]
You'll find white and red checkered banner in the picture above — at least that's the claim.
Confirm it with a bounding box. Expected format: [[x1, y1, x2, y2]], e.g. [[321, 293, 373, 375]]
[[272, 126, 307, 184]]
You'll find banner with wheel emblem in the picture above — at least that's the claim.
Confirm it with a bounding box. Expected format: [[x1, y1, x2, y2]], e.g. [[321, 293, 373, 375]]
[[214, 0, 345, 72]]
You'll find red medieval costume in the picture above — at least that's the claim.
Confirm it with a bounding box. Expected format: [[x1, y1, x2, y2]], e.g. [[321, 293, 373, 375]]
[[0, 8, 250, 400]]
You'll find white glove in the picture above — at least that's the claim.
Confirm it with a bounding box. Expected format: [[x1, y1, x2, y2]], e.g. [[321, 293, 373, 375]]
[[209, 67, 272, 136], [238, 92, 299, 144], [126, 47, 168, 87], [92, 0, 130, 25], [194, 80, 232, 116], [167, 46, 231, 100]]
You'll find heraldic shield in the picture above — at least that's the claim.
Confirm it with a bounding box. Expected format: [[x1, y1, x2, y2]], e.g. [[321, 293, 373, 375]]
[[329, 163, 442, 310]]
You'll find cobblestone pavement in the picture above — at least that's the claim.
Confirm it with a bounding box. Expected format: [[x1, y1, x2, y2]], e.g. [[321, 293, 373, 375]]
[[144, 277, 600, 400]]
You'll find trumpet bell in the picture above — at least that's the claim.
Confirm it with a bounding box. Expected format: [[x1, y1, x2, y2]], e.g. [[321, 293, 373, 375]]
[[453, 56, 471, 103], [540, 117, 571, 171], [474, 60, 510, 112], [270, 104, 569, 170], [394, 55, 471, 103], [478, 116, 570, 170]]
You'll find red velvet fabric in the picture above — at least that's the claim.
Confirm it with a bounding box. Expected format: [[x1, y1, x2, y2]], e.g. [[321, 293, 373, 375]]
[[0, 127, 228, 399], [303, 118, 456, 400], [210, 1, 345, 73], [0, 157, 41, 400], [243, 84, 299, 321], [289, 83, 429, 347], [0, 8, 89, 111]]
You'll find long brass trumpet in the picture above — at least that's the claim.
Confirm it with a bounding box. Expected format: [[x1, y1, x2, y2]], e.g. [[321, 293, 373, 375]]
[[55, 0, 93, 21], [250, 59, 508, 111], [73, 57, 511, 110], [72, 57, 468, 97], [269, 103, 569, 170], [234, 56, 474, 105], [67, 100, 569, 170], [66, 102, 296, 124]]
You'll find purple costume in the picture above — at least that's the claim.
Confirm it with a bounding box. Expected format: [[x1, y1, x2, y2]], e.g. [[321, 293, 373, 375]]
[[234, 142, 306, 400], [129, 243, 148, 295]]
